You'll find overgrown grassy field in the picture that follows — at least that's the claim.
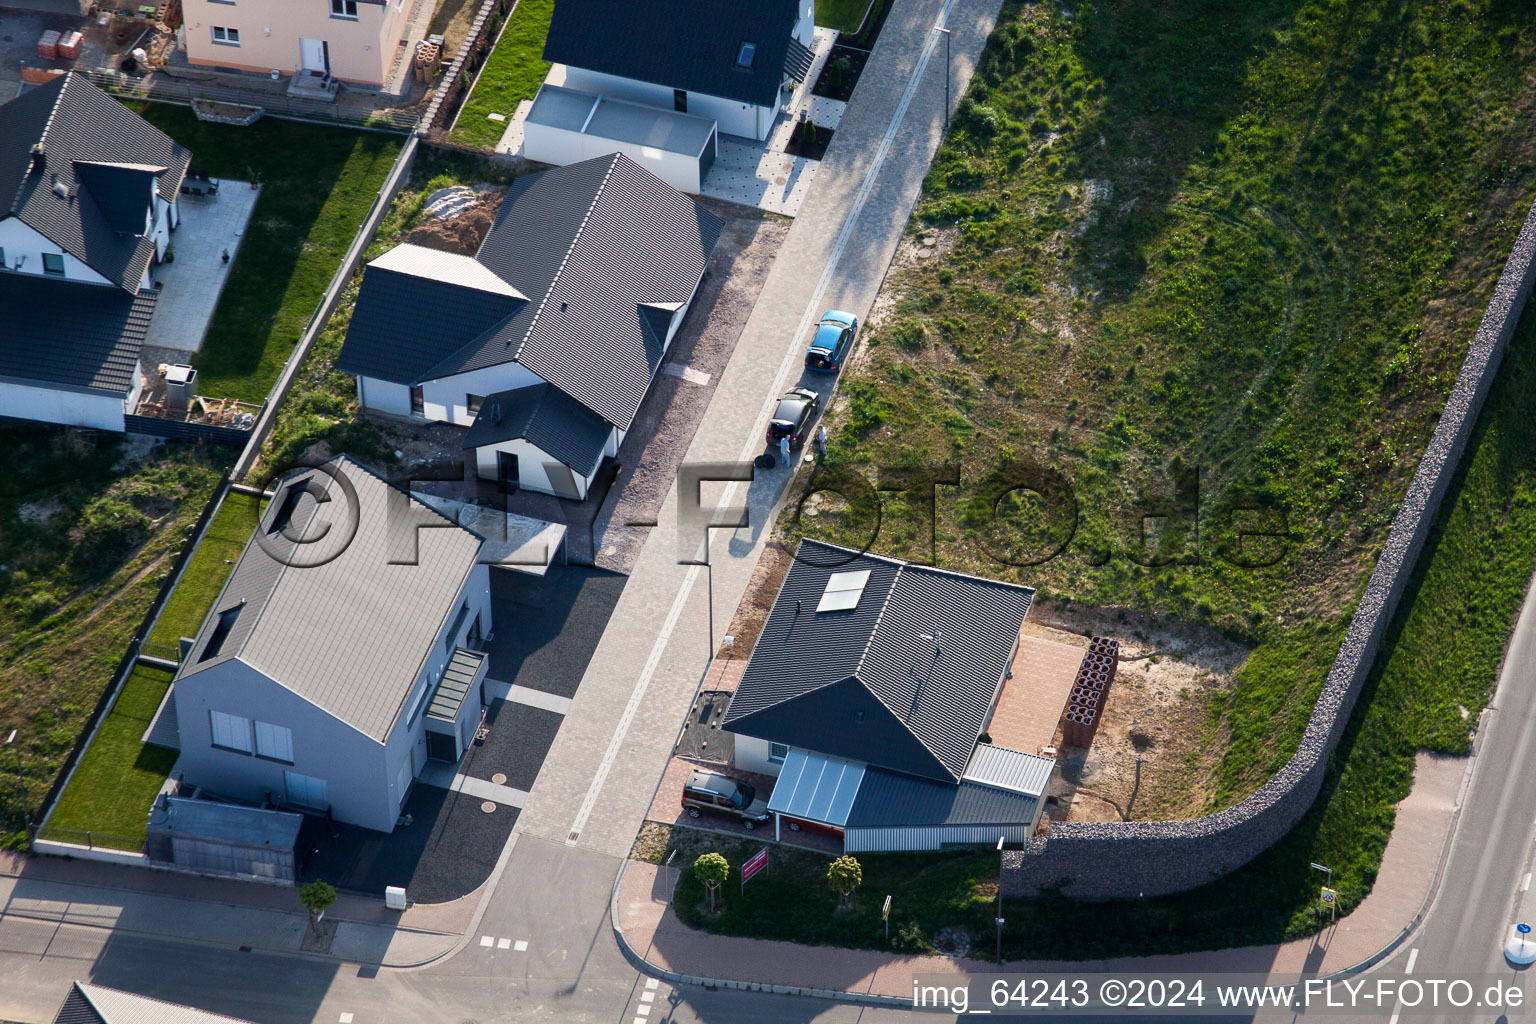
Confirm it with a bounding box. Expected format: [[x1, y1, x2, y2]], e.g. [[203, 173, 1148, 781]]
[[452, 0, 556, 150], [132, 105, 402, 403], [0, 430, 226, 846], [43, 664, 178, 849], [801, 0, 1536, 814], [664, 303, 1536, 954], [145, 492, 262, 652]]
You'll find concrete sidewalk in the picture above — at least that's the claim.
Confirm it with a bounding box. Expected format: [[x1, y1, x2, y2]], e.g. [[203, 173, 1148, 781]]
[[0, 851, 470, 967], [614, 752, 1467, 998]]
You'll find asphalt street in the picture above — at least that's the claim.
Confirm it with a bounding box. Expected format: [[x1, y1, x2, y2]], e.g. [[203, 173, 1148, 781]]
[[1367, 566, 1536, 1024]]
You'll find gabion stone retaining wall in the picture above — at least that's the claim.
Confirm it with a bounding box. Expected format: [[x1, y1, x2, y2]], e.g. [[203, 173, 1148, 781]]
[[1003, 197, 1536, 899]]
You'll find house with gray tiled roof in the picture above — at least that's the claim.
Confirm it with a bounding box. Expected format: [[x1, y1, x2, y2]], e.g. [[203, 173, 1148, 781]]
[[0, 73, 190, 431], [337, 153, 722, 500], [168, 455, 494, 832], [541, 0, 815, 143], [721, 540, 1056, 852]]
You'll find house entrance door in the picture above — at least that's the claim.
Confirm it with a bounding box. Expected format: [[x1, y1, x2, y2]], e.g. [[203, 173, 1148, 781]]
[[300, 38, 330, 73]]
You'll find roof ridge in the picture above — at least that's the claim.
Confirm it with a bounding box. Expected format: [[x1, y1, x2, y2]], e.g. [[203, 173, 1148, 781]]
[[510, 153, 622, 366], [6, 75, 67, 218]]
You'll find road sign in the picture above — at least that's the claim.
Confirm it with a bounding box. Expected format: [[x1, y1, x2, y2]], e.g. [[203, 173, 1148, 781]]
[[1519, 923, 1532, 935], [742, 847, 769, 884], [1320, 887, 1337, 904], [882, 895, 891, 921], [1310, 862, 1330, 873]]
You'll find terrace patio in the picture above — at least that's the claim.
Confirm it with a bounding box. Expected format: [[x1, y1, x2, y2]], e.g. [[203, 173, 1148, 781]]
[[143, 181, 260, 354]]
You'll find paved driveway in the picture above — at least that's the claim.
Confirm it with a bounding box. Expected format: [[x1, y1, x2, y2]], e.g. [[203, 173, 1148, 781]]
[[484, 564, 627, 697]]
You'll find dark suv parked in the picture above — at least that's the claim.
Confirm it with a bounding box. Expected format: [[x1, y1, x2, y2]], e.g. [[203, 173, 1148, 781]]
[[681, 769, 771, 829]]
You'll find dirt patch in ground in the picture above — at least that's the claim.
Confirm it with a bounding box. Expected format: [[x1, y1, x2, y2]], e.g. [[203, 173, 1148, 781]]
[[18, 497, 66, 525], [717, 538, 794, 658], [405, 192, 505, 256], [1024, 600, 1251, 823]]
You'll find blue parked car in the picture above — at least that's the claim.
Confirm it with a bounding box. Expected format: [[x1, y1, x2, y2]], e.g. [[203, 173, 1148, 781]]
[[804, 309, 858, 372]]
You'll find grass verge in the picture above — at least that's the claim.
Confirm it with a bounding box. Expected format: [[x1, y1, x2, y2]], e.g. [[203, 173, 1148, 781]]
[[131, 104, 402, 403], [42, 665, 178, 850], [452, 0, 556, 150], [145, 492, 263, 652]]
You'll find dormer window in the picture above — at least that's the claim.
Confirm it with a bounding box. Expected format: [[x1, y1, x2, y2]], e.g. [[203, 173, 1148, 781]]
[[736, 41, 756, 68]]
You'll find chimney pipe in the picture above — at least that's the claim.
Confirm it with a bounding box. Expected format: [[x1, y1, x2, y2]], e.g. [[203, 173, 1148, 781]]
[[29, 144, 44, 175]]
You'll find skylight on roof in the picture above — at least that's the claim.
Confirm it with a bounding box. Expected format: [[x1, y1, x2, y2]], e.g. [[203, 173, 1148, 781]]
[[736, 41, 757, 68], [816, 569, 872, 612]]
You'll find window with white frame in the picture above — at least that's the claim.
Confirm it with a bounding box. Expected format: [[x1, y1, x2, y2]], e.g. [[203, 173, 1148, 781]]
[[210, 25, 239, 43], [331, 0, 358, 17], [210, 710, 253, 753], [254, 721, 294, 763], [769, 742, 789, 763]]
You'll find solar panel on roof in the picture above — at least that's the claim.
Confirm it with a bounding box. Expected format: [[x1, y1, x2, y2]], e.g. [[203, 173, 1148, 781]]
[[817, 569, 871, 612]]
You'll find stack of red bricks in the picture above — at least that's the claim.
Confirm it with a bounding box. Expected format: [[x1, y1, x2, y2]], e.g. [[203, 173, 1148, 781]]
[[1059, 636, 1120, 748]]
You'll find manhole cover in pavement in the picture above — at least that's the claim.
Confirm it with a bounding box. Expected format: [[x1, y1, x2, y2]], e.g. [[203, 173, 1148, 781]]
[[481, 801, 497, 813], [774, 177, 787, 185], [492, 773, 507, 785]]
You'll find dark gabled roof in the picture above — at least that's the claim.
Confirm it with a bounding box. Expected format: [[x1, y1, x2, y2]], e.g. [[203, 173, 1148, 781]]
[[335, 245, 527, 386], [343, 154, 719, 431], [723, 540, 1036, 783], [544, 0, 802, 107], [0, 73, 190, 291], [176, 456, 486, 743], [844, 768, 1039, 829], [460, 383, 611, 475], [0, 272, 155, 393]]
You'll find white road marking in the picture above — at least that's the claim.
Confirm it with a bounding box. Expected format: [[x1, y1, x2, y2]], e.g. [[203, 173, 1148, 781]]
[[514, 939, 529, 952], [634, 1019, 647, 1024], [339, 1015, 354, 1023], [645, 978, 659, 990], [561, 0, 965, 849], [636, 1005, 652, 1017], [497, 937, 511, 950], [1524, 872, 1532, 892], [640, 991, 655, 1003], [506, 684, 574, 715], [1405, 947, 1418, 973], [479, 935, 494, 947]]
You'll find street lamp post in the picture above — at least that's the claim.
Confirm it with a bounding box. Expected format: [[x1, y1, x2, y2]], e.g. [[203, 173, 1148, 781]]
[[5, 730, 27, 834], [935, 27, 952, 132], [995, 835, 1006, 964]]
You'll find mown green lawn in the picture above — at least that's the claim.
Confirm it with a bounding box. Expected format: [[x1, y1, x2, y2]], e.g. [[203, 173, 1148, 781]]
[[816, 0, 876, 35], [146, 492, 262, 652], [452, 0, 556, 150], [44, 665, 179, 849], [132, 105, 402, 403]]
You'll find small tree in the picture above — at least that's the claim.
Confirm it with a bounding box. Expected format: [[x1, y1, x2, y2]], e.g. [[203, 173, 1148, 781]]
[[299, 879, 337, 936], [828, 855, 862, 911], [803, 116, 818, 145], [694, 852, 729, 912]]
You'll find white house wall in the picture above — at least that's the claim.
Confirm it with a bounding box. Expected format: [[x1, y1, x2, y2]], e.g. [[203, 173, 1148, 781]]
[[356, 375, 413, 418], [523, 119, 705, 194], [473, 437, 597, 499], [0, 378, 127, 431], [558, 66, 775, 141], [0, 216, 115, 286], [356, 365, 546, 425], [733, 735, 783, 777]]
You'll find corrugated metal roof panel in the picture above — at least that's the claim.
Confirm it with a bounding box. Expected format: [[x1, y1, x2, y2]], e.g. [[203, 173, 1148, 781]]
[[68, 983, 257, 1024], [962, 744, 1054, 797], [844, 768, 1038, 829], [765, 748, 865, 826]]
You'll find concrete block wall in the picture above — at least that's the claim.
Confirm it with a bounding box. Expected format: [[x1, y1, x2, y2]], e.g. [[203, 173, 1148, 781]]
[[1003, 197, 1536, 899]]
